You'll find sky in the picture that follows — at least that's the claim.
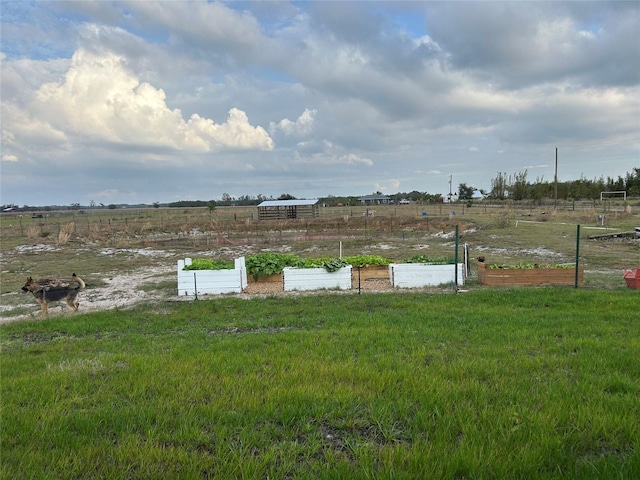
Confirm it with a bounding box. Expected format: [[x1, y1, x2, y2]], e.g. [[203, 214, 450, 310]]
[[1, 1, 639, 206]]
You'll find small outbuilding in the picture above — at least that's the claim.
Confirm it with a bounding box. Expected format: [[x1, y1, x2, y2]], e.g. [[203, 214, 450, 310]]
[[358, 194, 391, 205], [257, 199, 320, 220]]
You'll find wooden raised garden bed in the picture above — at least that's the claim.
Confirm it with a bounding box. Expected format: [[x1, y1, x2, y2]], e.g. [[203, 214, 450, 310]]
[[477, 262, 584, 287], [354, 265, 390, 281]]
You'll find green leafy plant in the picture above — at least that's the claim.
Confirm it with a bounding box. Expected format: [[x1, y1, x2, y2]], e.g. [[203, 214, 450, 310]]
[[298, 257, 349, 272], [403, 255, 455, 264], [488, 263, 576, 270], [342, 255, 392, 267], [183, 258, 234, 270], [245, 252, 304, 279], [321, 258, 349, 272]]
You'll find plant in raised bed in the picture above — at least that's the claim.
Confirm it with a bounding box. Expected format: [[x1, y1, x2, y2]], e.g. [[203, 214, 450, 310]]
[[403, 255, 455, 264], [245, 252, 303, 280], [477, 261, 583, 287], [322, 258, 350, 272], [342, 255, 392, 267], [487, 263, 574, 270], [182, 258, 234, 270], [297, 257, 349, 272]]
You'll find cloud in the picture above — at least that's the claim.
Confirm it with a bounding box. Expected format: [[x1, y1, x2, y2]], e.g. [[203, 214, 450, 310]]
[[0, 1, 637, 206], [293, 151, 373, 167], [269, 108, 317, 136], [340, 153, 373, 166], [21, 48, 273, 153]]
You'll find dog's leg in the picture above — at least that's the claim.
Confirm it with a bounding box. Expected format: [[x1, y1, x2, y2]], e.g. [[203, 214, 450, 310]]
[[67, 298, 80, 312], [39, 299, 48, 317]]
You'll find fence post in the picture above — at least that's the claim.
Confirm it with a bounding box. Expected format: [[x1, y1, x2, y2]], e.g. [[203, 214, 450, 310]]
[[454, 225, 459, 293], [575, 225, 581, 289]]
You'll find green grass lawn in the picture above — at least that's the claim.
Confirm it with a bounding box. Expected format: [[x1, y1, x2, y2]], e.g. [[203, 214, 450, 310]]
[[2, 289, 639, 479]]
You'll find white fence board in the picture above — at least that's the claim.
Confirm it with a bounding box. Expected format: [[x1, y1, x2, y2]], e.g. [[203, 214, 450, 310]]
[[283, 266, 352, 291], [177, 257, 247, 296], [390, 263, 465, 288]]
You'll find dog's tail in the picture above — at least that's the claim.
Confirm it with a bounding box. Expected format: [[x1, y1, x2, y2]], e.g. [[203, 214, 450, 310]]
[[72, 273, 86, 290]]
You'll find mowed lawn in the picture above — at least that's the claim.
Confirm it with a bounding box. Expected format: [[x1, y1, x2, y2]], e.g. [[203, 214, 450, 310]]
[[1, 289, 639, 479]]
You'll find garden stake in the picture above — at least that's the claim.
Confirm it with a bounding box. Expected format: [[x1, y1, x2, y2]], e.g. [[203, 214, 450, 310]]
[[193, 272, 198, 300]]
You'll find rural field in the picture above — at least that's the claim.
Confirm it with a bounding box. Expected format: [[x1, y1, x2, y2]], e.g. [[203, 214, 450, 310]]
[[1, 203, 639, 478]]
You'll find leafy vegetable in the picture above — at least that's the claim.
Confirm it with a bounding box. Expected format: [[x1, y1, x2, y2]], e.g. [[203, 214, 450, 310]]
[[322, 258, 349, 272], [183, 258, 234, 271], [245, 253, 304, 279], [488, 263, 576, 270], [403, 255, 455, 265], [342, 255, 392, 267]]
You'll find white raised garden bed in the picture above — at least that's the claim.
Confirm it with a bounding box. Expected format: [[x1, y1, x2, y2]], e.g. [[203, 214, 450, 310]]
[[389, 263, 465, 288], [177, 257, 247, 296], [283, 266, 352, 291]]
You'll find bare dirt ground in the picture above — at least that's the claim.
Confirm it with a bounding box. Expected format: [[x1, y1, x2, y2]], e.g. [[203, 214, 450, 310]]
[[1, 244, 405, 324]]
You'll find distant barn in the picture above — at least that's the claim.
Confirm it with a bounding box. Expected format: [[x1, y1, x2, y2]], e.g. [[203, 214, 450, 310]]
[[358, 194, 391, 205], [257, 199, 320, 220]]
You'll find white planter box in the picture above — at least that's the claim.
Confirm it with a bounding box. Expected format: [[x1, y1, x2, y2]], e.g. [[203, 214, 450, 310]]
[[283, 266, 352, 291], [389, 263, 465, 288], [177, 257, 247, 296]]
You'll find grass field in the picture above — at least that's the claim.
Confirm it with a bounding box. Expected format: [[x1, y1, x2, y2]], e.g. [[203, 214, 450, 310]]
[[2, 289, 639, 479]]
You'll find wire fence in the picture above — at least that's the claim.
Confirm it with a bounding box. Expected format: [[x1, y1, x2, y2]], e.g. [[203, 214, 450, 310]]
[[1, 200, 633, 248]]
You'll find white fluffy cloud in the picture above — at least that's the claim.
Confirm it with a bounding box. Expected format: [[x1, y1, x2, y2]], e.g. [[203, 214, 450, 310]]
[[13, 48, 273, 154], [270, 109, 317, 136]]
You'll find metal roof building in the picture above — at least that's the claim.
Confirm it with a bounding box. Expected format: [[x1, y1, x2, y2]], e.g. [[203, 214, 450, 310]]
[[257, 199, 320, 220], [358, 194, 391, 205]]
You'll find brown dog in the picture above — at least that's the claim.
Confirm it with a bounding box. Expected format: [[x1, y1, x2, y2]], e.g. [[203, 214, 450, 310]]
[[21, 273, 86, 317]]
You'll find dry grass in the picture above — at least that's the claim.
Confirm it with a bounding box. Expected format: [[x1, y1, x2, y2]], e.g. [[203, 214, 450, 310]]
[[56, 222, 75, 245]]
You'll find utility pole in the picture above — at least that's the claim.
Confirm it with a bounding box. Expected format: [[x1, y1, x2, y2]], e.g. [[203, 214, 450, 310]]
[[554, 148, 558, 209], [448, 174, 453, 202]]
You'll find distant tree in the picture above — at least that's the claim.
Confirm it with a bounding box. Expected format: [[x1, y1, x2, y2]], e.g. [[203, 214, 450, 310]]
[[278, 193, 296, 200], [207, 201, 216, 213], [626, 167, 640, 195], [510, 170, 528, 201], [108, 204, 117, 210], [457, 183, 475, 201], [153, 202, 160, 209], [70, 202, 80, 210], [489, 172, 509, 200]]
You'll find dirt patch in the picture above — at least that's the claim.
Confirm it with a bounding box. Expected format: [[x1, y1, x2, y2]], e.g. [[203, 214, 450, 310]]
[[2, 264, 400, 324], [2, 265, 176, 324]]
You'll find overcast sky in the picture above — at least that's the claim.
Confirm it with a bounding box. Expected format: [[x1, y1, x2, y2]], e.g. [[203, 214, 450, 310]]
[[1, 1, 638, 206]]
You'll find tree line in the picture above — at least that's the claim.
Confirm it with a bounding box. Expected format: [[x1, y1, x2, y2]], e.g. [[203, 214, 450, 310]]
[[484, 168, 639, 201], [4, 169, 637, 212]]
